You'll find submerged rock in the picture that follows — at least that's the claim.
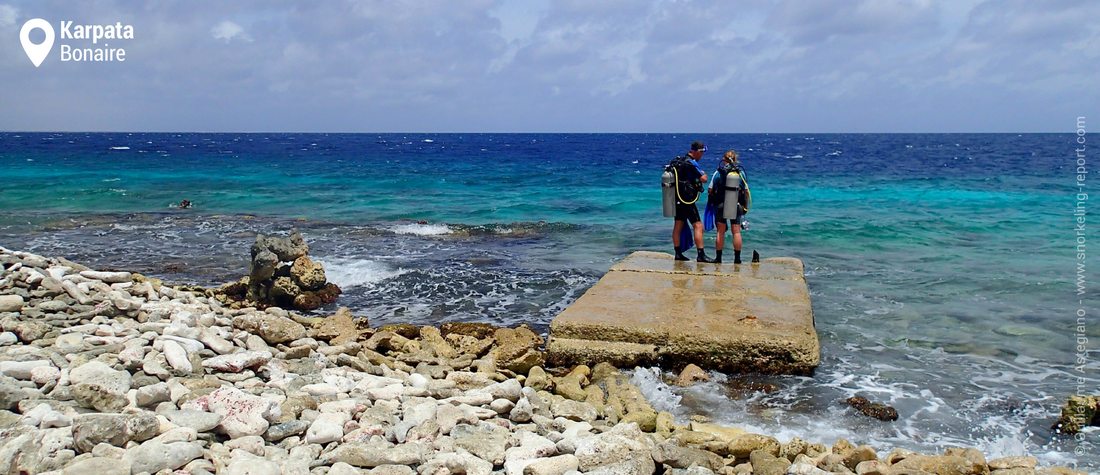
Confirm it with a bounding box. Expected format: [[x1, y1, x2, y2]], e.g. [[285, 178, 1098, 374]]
[[1052, 395, 1099, 434], [846, 396, 899, 422]]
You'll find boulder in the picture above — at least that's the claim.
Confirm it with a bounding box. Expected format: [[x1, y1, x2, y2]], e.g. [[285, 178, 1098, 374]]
[[574, 423, 655, 474], [675, 364, 710, 387], [291, 256, 327, 291], [491, 326, 545, 374], [452, 422, 511, 466], [312, 307, 370, 345], [232, 313, 305, 345], [123, 440, 204, 474], [1052, 395, 1099, 434], [847, 396, 899, 422], [321, 442, 428, 467], [0, 295, 24, 312], [72, 413, 159, 453], [891, 455, 987, 475], [187, 386, 280, 438]]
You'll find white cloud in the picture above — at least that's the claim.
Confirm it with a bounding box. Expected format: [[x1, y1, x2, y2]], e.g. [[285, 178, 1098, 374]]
[[0, 4, 18, 27], [211, 20, 251, 43]]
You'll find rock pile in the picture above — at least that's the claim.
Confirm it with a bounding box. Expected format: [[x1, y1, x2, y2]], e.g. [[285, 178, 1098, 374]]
[[0, 247, 1085, 475], [215, 230, 341, 312]]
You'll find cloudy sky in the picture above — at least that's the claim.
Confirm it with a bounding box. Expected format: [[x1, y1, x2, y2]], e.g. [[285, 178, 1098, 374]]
[[0, 0, 1096, 132]]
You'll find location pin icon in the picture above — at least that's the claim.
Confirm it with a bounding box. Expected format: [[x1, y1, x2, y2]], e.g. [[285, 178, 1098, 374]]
[[20, 18, 55, 68]]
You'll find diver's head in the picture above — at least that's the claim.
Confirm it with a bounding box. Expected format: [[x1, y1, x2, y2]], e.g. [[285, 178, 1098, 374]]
[[689, 141, 707, 160], [723, 150, 739, 164]]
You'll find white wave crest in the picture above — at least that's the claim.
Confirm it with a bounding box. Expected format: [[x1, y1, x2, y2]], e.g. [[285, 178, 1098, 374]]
[[391, 223, 453, 236], [316, 257, 408, 288]]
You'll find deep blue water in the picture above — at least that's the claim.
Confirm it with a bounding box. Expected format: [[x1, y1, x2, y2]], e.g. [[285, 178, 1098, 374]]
[[0, 132, 1095, 469]]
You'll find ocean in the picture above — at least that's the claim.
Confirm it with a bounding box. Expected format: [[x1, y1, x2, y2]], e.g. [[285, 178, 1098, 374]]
[[0, 132, 1095, 469]]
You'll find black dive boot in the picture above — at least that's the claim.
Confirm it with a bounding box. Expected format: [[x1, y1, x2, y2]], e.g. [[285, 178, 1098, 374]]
[[752, 250, 760, 263], [696, 248, 715, 263], [734, 250, 742, 264], [674, 247, 689, 261], [714, 250, 723, 263]]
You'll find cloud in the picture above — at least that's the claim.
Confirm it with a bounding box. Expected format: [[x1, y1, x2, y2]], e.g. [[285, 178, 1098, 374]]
[[0, 4, 17, 27], [0, 0, 1095, 132], [211, 20, 251, 43]]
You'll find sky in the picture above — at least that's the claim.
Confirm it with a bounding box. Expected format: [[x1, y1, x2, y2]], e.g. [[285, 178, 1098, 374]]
[[0, 0, 1097, 133]]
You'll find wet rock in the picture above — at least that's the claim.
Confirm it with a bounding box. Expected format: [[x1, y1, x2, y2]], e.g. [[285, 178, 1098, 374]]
[[232, 313, 306, 345], [846, 396, 899, 422], [1052, 395, 1098, 434], [674, 364, 710, 387]]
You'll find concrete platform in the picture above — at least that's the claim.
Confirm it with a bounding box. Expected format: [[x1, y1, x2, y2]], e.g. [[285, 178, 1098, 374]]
[[547, 251, 819, 375]]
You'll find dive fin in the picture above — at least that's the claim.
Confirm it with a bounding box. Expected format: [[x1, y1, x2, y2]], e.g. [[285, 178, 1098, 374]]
[[678, 220, 694, 254], [703, 201, 716, 232]]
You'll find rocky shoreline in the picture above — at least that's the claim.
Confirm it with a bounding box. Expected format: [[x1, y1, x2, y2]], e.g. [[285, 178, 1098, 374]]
[[0, 246, 1084, 475]]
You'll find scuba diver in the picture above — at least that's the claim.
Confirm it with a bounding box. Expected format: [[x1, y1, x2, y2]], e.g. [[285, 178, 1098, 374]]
[[662, 141, 716, 262], [707, 150, 750, 263]]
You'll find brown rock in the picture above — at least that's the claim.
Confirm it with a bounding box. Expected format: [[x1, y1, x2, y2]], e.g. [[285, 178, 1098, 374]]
[[232, 313, 306, 345], [847, 396, 899, 421], [988, 456, 1037, 470], [675, 364, 710, 387], [749, 449, 790, 475], [1052, 395, 1098, 434], [293, 292, 322, 311], [440, 322, 498, 340], [729, 434, 781, 459], [525, 366, 553, 391], [379, 324, 421, 339], [554, 366, 589, 401], [270, 276, 301, 306], [842, 445, 877, 471], [312, 307, 369, 345], [892, 455, 987, 475], [491, 325, 545, 374], [290, 256, 327, 291]]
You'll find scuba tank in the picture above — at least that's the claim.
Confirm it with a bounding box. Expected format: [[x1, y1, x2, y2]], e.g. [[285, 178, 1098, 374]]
[[661, 167, 676, 217], [721, 168, 743, 221]]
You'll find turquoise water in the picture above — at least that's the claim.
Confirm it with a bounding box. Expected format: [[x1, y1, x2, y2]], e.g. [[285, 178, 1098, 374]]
[[0, 132, 1095, 468]]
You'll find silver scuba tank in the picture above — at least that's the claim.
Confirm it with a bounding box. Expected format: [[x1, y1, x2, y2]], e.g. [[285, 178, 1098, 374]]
[[721, 170, 742, 220], [661, 169, 676, 217]]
